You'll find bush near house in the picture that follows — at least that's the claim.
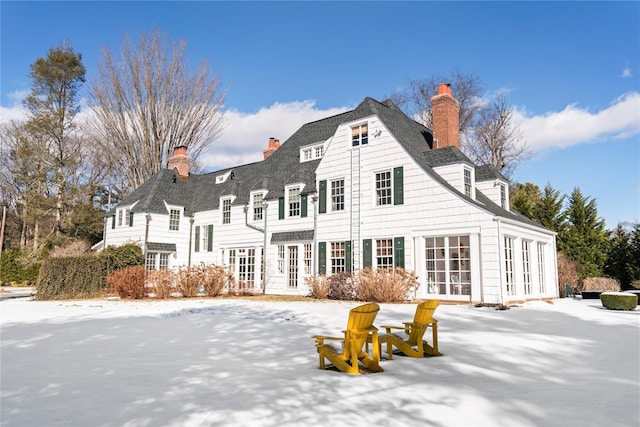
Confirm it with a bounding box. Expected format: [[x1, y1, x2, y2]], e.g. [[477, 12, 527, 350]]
[[306, 275, 329, 299], [327, 272, 358, 301], [148, 269, 176, 299], [106, 265, 146, 299], [203, 265, 233, 297], [36, 255, 105, 300], [582, 277, 621, 292], [357, 268, 419, 303]]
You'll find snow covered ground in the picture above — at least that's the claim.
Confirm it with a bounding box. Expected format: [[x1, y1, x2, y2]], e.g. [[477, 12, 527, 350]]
[[1, 296, 638, 427]]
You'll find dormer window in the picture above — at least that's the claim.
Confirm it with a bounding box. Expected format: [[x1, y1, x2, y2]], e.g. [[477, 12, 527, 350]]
[[464, 168, 472, 197], [352, 124, 368, 146], [288, 187, 301, 217], [215, 170, 233, 184], [300, 143, 325, 163], [500, 184, 507, 209]]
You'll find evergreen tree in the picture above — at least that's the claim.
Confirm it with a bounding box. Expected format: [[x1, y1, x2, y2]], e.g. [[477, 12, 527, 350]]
[[511, 182, 541, 220], [560, 188, 609, 278], [629, 223, 640, 287], [537, 183, 566, 241], [605, 225, 633, 289]]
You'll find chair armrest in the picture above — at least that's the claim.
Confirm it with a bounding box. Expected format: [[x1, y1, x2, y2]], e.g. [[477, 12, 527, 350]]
[[312, 335, 344, 345], [380, 325, 405, 334]]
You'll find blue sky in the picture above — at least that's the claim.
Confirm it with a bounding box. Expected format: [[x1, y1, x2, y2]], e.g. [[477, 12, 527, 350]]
[[1, 1, 639, 229]]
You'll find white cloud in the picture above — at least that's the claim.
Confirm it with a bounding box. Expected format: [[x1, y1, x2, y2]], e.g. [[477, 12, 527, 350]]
[[514, 92, 640, 153], [197, 101, 349, 172], [622, 66, 632, 78]]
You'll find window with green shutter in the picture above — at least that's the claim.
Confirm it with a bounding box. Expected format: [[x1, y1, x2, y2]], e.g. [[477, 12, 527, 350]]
[[301, 194, 308, 217], [319, 180, 327, 214], [394, 236, 405, 268], [111, 215, 115, 229], [129, 211, 134, 227], [207, 224, 213, 252], [362, 239, 372, 269], [345, 240, 352, 273], [194, 226, 200, 252], [394, 166, 404, 205], [278, 197, 285, 220], [318, 242, 326, 275]]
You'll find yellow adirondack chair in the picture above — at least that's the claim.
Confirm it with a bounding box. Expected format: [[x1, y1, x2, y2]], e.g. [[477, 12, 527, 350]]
[[312, 303, 383, 375], [379, 300, 442, 359]]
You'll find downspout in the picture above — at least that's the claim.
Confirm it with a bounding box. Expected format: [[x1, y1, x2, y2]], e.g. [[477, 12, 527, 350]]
[[494, 217, 505, 306], [144, 213, 152, 258], [312, 193, 318, 275], [243, 202, 268, 294], [188, 216, 194, 267]]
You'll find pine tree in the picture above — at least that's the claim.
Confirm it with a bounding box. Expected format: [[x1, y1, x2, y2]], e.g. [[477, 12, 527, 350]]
[[537, 183, 566, 239], [605, 225, 633, 289], [560, 188, 609, 278], [511, 182, 541, 220]]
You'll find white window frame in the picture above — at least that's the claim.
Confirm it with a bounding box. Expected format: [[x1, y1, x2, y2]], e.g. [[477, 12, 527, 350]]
[[376, 239, 393, 269], [522, 240, 532, 294], [504, 236, 516, 295], [331, 241, 346, 274], [287, 187, 301, 218], [331, 179, 345, 211], [278, 245, 285, 274], [352, 123, 368, 147], [252, 192, 265, 222], [304, 243, 312, 275], [464, 168, 473, 198], [537, 243, 546, 294], [222, 198, 232, 224], [169, 208, 181, 231], [500, 184, 508, 209], [375, 170, 392, 206]]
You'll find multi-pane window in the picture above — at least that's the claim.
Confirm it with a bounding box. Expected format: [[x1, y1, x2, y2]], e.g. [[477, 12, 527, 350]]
[[500, 184, 507, 209], [375, 171, 392, 206], [376, 239, 393, 269], [331, 242, 346, 274], [145, 252, 157, 272], [278, 245, 285, 274], [288, 188, 301, 217], [118, 209, 123, 226], [253, 193, 264, 221], [303, 148, 312, 161], [237, 248, 255, 289], [201, 226, 209, 251], [288, 246, 298, 288], [522, 240, 532, 294], [464, 168, 472, 197], [537, 243, 546, 293], [331, 179, 345, 211], [504, 237, 515, 295], [425, 236, 471, 296], [352, 124, 368, 146], [228, 249, 236, 274], [304, 243, 312, 274], [159, 253, 169, 270], [222, 199, 231, 224], [449, 235, 471, 295], [169, 209, 180, 231], [315, 146, 324, 157]]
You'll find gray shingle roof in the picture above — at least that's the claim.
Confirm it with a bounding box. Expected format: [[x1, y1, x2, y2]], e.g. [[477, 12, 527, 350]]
[[110, 97, 548, 232], [147, 242, 177, 252], [271, 230, 314, 243]]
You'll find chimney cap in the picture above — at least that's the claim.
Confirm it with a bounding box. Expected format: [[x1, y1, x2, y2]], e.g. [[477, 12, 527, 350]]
[[437, 83, 452, 96]]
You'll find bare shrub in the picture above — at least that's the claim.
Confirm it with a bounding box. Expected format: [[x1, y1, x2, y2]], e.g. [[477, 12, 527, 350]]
[[557, 252, 580, 297], [305, 275, 329, 299], [203, 265, 233, 297], [177, 266, 204, 297], [357, 267, 418, 303], [327, 272, 357, 301], [148, 269, 176, 299], [583, 277, 621, 292], [107, 265, 146, 299], [49, 240, 91, 258]]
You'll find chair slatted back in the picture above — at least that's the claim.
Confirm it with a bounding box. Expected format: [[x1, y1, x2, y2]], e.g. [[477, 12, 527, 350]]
[[408, 300, 439, 345], [344, 303, 379, 357]]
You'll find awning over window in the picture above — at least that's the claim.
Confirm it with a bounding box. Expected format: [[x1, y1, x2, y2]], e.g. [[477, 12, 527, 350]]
[[146, 242, 177, 252], [271, 230, 314, 244]]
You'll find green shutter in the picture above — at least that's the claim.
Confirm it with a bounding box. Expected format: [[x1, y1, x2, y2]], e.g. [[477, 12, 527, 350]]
[[111, 215, 115, 229], [345, 240, 352, 273], [278, 197, 285, 220], [129, 211, 134, 227], [301, 194, 308, 217], [318, 242, 326, 275], [194, 226, 200, 252], [394, 236, 405, 269], [394, 166, 404, 205], [363, 239, 372, 269], [319, 180, 327, 214], [207, 224, 213, 252]]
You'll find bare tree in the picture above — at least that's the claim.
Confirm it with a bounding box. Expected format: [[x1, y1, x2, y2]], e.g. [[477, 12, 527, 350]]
[[389, 70, 528, 179], [88, 28, 227, 193], [465, 94, 527, 179]]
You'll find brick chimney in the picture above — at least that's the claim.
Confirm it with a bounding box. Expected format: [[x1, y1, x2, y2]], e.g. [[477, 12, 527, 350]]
[[431, 83, 460, 149], [263, 137, 281, 160], [167, 145, 189, 178]]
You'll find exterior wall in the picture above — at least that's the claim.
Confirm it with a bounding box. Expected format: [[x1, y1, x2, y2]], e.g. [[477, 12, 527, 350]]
[[476, 179, 509, 208]]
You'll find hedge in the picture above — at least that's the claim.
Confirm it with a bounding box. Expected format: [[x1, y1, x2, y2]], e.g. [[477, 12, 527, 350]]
[[600, 292, 638, 311], [36, 255, 106, 300]]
